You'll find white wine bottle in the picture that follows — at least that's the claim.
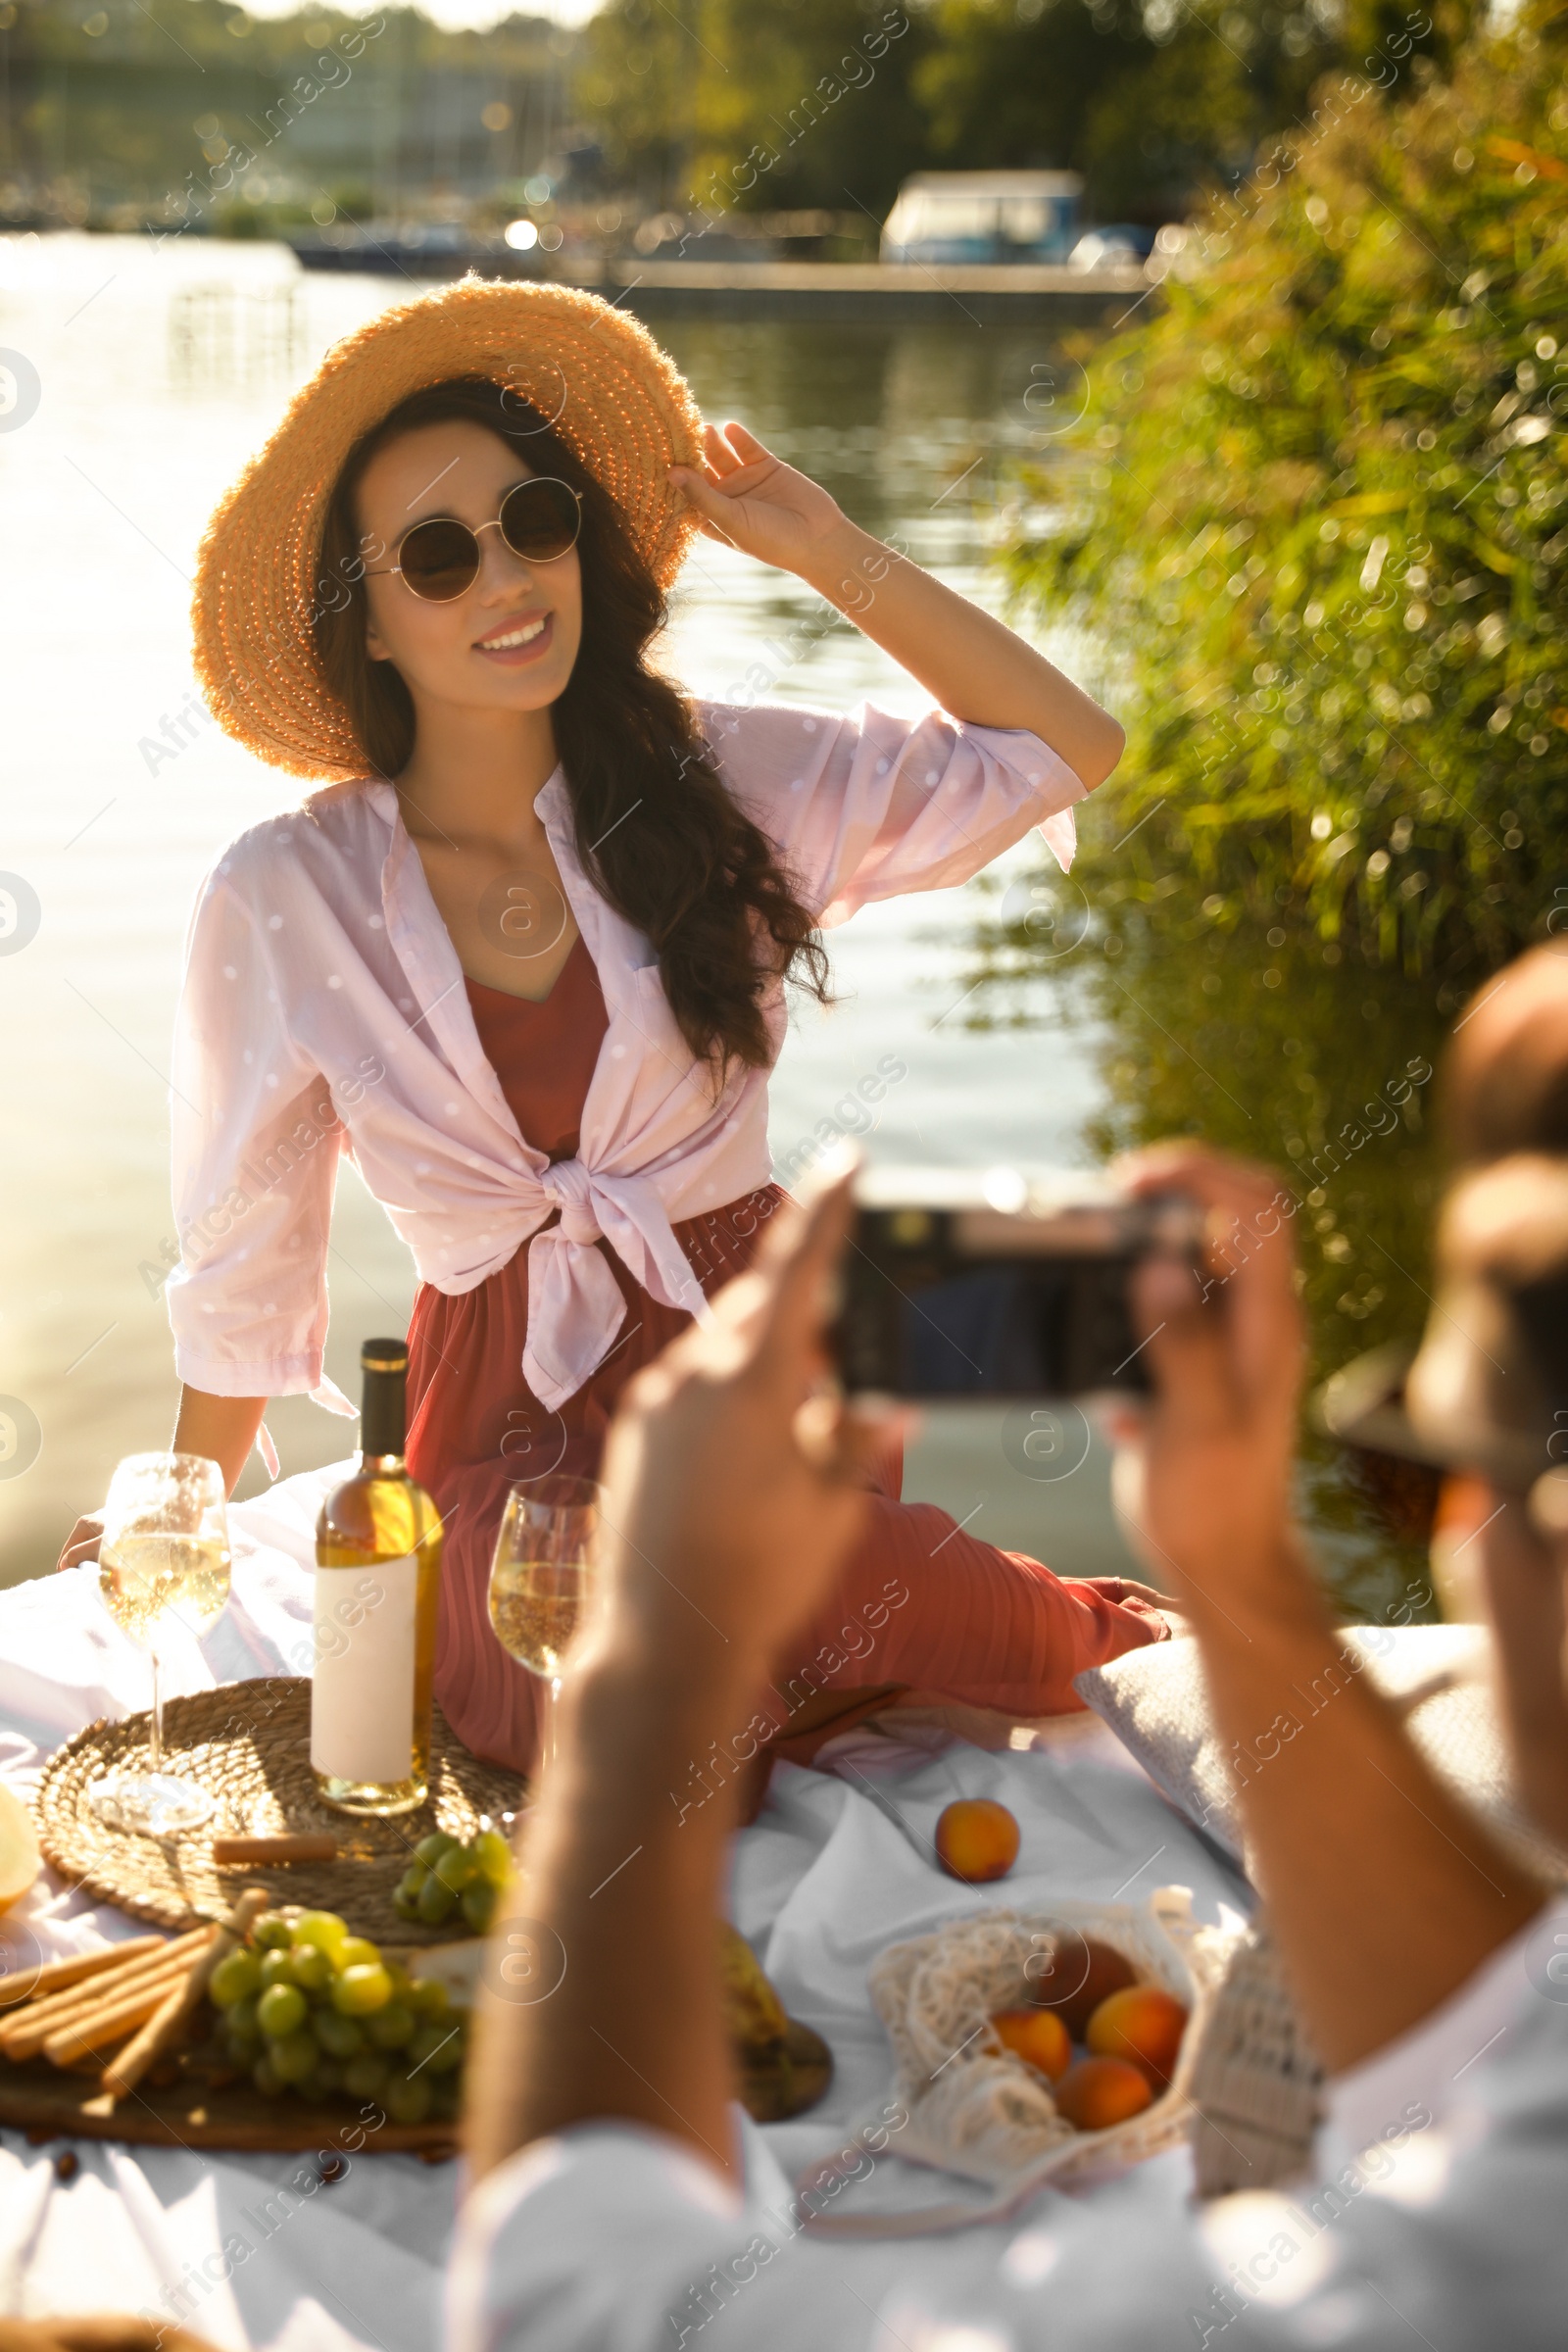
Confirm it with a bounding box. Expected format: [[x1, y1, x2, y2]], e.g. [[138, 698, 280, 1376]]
[[312, 1339, 442, 1816]]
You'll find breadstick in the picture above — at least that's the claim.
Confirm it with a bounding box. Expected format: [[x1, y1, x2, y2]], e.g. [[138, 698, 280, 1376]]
[[96, 1977, 189, 2094], [212, 1834, 338, 1865], [100, 1887, 270, 2102], [0, 1930, 210, 2059], [0, 1957, 189, 2060], [0, 1937, 165, 2008], [0, 1937, 208, 2050], [43, 1969, 201, 2066]]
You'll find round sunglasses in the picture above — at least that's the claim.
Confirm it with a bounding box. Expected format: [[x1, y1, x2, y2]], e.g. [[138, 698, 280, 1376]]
[[365, 476, 582, 602]]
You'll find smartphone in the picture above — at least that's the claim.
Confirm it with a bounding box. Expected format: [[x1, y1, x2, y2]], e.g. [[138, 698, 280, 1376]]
[[834, 1173, 1203, 1399]]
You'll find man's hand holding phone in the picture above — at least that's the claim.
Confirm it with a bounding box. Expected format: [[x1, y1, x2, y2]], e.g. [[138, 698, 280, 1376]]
[[1110, 1145, 1308, 1621], [585, 1171, 900, 1692]]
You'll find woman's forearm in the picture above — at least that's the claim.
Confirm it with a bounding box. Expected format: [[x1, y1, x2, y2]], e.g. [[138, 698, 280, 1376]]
[[798, 514, 1126, 789], [171, 1387, 268, 1496]]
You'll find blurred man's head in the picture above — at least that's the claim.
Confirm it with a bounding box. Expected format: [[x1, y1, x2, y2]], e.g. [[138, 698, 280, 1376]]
[[1416, 939, 1568, 1530], [1407, 1152, 1568, 1537], [1444, 938, 1568, 1165], [1406, 939, 1568, 1853]]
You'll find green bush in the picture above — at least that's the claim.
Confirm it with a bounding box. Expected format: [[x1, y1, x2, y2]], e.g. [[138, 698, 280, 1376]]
[[964, 16, 1567, 1616], [1006, 10, 1568, 992]]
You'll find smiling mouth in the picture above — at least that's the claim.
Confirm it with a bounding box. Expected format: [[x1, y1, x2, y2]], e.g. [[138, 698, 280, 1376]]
[[477, 614, 550, 652]]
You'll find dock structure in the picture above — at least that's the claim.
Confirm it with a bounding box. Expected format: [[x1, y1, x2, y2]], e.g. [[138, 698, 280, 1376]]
[[594, 258, 1153, 325], [286, 238, 1157, 324]]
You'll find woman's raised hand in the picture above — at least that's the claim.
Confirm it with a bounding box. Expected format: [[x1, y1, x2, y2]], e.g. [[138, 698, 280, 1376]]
[[667, 420, 847, 575], [1110, 1143, 1306, 1614]]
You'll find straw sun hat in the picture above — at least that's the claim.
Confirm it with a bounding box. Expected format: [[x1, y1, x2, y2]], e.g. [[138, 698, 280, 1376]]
[[191, 276, 707, 781]]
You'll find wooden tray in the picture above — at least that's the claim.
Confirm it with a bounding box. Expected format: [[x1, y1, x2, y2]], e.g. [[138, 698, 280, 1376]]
[[0, 2047, 458, 2156], [0, 2026, 831, 2152], [34, 1679, 526, 1942]]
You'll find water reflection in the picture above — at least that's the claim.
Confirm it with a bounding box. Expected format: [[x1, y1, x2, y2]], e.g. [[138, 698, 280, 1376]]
[[169, 282, 308, 390]]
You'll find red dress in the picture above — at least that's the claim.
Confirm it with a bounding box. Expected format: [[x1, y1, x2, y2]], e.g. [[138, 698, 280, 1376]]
[[407, 937, 1167, 1778]]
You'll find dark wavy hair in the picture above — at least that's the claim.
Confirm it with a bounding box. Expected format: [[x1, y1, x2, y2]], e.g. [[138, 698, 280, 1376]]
[[313, 376, 828, 1073]]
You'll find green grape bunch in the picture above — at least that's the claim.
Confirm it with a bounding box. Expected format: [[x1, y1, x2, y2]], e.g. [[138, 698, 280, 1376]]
[[207, 1905, 469, 2125], [393, 1826, 513, 1933]]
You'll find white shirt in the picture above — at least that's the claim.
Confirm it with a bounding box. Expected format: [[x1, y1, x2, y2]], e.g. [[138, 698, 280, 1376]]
[[447, 1896, 1568, 2352], [1322, 1888, 1568, 2159], [166, 699, 1084, 1411]]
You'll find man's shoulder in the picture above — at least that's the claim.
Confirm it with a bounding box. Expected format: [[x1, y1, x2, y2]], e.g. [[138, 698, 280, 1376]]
[[1482, 1920, 1568, 2116]]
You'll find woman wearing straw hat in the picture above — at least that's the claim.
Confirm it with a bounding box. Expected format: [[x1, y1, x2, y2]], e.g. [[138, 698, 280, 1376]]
[[93, 279, 1171, 1771]]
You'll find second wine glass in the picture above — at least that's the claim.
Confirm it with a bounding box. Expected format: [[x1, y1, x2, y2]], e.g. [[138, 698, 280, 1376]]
[[487, 1473, 600, 1785]]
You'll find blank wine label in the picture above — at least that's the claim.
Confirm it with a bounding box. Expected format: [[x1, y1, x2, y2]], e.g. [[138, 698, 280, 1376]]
[[311, 1556, 417, 1785]]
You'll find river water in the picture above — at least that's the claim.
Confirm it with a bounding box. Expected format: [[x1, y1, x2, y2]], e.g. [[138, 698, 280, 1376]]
[[0, 232, 1148, 1586]]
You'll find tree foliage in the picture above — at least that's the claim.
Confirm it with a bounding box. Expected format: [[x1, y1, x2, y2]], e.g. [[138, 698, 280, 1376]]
[[577, 0, 931, 219], [911, 0, 1348, 223], [2, 2, 564, 224], [574, 0, 1458, 224], [1005, 11, 1568, 994]]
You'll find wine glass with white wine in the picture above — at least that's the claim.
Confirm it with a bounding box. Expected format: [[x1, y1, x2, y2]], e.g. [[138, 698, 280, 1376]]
[[89, 1452, 232, 1836], [487, 1474, 600, 1784]]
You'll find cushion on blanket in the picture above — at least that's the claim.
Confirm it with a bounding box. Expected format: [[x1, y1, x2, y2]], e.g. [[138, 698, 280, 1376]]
[[1074, 1623, 1568, 1885]]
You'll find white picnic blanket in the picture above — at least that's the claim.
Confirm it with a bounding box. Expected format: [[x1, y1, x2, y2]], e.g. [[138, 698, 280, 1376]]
[[0, 1464, 1251, 2349]]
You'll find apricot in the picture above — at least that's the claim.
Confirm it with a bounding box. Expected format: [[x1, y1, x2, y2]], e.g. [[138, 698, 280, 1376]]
[[1086, 1984, 1189, 2085], [1026, 1933, 1136, 2038], [1054, 2055, 1153, 2132], [990, 2006, 1071, 2082], [934, 1798, 1019, 1884]]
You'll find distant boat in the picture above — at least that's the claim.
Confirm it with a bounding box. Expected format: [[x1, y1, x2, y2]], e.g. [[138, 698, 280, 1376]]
[[286, 223, 541, 277], [1068, 224, 1155, 269], [879, 172, 1083, 267]]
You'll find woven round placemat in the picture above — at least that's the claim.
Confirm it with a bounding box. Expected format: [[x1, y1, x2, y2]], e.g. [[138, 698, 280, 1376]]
[[35, 1678, 526, 1941]]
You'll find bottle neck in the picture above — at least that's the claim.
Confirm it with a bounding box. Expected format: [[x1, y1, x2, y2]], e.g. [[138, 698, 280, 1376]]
[[358, 1450, 406, 1478], [360, 1361, 407, 1461]]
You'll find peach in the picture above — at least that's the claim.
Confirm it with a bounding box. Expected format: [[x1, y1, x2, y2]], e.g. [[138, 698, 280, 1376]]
[[1054, 2055, 1153, 2132], [934, 1798, 1020, 1884], [1086, 1984, 1189, 2084], [990, 2006, 1071, 2082], [1026, 1933, 1136, 2038]]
